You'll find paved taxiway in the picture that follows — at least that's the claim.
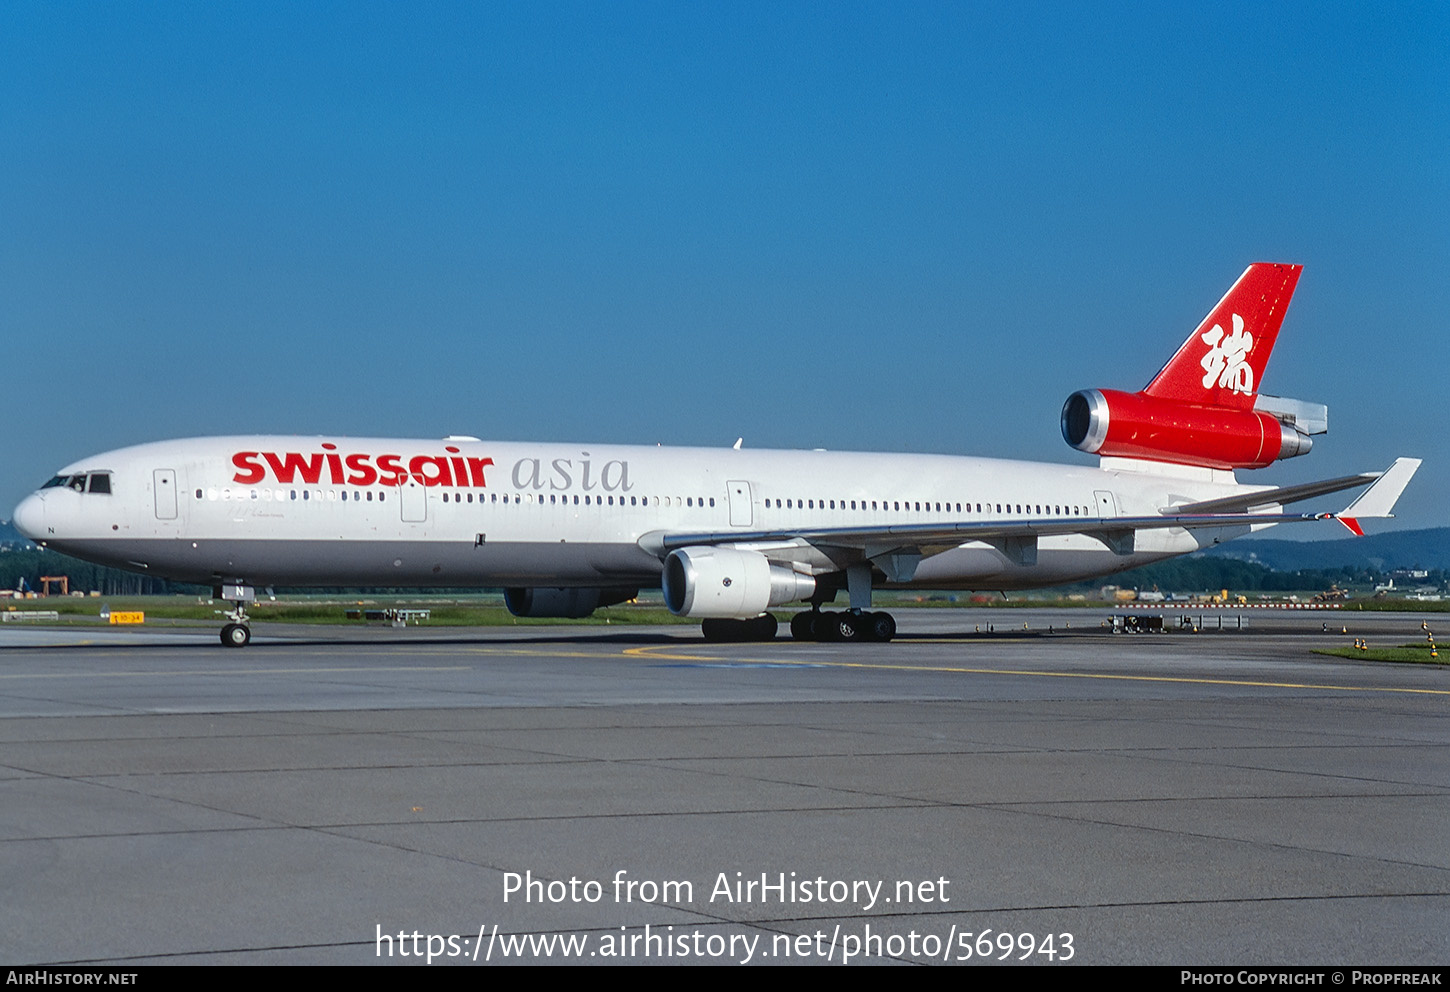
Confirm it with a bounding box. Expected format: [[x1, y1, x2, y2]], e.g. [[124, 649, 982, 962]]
[[1, 609, 1445, 965]]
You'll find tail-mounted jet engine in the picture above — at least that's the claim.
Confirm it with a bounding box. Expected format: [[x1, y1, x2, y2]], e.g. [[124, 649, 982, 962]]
[[1061, 389, 1321, 470]]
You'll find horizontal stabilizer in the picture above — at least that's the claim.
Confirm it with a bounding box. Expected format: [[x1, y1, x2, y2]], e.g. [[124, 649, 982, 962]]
[[1254, 394, 1328, 435]]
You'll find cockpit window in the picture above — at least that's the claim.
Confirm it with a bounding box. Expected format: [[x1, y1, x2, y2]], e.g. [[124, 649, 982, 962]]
[[41, 472, 112, 494]]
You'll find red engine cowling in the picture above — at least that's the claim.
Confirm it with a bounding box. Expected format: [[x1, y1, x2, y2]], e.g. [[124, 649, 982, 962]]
[[1062, 389, 1312, 470]]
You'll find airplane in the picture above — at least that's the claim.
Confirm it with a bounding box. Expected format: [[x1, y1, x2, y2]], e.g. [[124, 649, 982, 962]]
[[10, 263, 1420, 648]]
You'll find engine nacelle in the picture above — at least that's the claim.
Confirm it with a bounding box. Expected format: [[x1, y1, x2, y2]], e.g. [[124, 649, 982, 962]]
[[662, 547, 816, 619], [504, 586, 638, 619], [1062, 389, 1312, 470]]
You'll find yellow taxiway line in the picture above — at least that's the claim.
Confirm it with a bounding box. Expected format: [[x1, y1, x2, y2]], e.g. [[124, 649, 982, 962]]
[[620, 644, 1450, 696]]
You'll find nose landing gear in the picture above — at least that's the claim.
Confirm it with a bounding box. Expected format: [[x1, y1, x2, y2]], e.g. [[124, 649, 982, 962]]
[[220, 622, 251, 648], [215, 583, 255, 648]]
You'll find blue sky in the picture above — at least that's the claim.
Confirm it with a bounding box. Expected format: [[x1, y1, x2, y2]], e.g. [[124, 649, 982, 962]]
[[3, 2, 1445, 533]]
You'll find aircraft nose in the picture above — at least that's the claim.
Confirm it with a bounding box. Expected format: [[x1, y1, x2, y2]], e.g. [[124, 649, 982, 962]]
[[12, 493, 45, 541]]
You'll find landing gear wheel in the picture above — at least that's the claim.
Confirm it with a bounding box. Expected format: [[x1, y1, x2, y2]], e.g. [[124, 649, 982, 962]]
[[864, 611, 897, 642], [220, 623, 251, 648], [750, 613, 779, 641], [790, 612, 816, 641], [702, 615, 779, 642], [701, 618, 731, 642], [832, 612, 862, 642]]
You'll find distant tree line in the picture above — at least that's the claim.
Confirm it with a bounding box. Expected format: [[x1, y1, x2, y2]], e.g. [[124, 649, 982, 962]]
[[1059, 557, 1442, 594], [0, 548, 496, 597], [0, 549, 201, 596]]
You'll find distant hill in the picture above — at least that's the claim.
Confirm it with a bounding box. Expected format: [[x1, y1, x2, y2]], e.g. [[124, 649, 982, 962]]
[[1195, 527, 1450, 572]]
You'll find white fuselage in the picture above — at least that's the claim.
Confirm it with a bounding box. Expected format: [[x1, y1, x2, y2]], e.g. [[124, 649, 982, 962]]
[[12, 435, 1256, 592]]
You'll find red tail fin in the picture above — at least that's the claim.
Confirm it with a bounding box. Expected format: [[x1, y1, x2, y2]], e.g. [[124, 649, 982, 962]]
[[1143, 263, 1302, 410]]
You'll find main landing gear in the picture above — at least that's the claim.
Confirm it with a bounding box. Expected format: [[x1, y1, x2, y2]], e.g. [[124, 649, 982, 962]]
[[698, 610, 898, 642], [216, 583, 255, 648], [787, 561, 896, 642], [700, 614, 778, 642], [789, 609, 897, 642], [696, 563, 900, 643]]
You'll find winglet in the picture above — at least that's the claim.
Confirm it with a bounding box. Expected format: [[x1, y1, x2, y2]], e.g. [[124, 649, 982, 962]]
[[1334, 457, 1421, 533]]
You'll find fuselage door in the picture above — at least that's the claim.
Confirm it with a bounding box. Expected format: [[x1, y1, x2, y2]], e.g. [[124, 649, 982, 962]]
[[1094, 490, 1118, 518], [400, 475, 427, 523], [727, 480, 752, 527], [153, 469, 178, 520]]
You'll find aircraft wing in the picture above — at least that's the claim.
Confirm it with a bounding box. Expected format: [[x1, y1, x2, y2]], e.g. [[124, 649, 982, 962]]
[[642, 459, 1419, 575], [651, 510, 1323, 571], [1165, 472, 1381, 514]]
